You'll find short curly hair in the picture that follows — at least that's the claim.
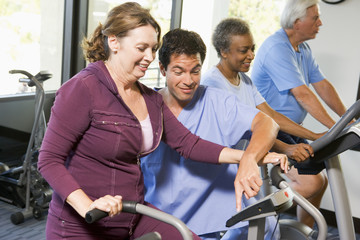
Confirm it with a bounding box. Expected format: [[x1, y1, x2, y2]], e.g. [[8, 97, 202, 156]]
[[212, 18, 250, 58]]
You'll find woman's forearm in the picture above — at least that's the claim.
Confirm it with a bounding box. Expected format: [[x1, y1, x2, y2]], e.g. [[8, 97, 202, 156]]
[[66, 189, 93, 218]]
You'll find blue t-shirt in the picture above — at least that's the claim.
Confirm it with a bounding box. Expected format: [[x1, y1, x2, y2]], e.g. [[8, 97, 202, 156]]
[[251, 28, 325, 123], [141, 86, 278, 237]]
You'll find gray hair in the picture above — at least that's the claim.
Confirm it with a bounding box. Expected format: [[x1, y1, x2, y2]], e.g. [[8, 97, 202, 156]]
[[280, 0, 320, 29], [212, 18, 251, 58]]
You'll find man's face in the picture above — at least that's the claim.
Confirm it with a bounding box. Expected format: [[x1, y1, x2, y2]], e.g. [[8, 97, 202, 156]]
[[297, 4, 323, 40], [161, 53, 202, 106]]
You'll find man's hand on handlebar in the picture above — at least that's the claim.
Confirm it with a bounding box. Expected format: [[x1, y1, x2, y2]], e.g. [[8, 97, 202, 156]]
[[234, 152, 288, 212], [234, 156, 262, 212]]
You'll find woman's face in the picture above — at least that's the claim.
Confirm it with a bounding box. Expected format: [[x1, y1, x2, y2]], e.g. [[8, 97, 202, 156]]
[[222, 33, 255, 73], [112, 24, 158, 81]]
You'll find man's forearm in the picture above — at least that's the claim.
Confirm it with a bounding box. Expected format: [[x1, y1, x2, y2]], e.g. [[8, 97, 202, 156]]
[[313, 79, 347, 117], [292, 85, 336, 128], [245, 112, 279, 162], [272, 110, 320, 140]]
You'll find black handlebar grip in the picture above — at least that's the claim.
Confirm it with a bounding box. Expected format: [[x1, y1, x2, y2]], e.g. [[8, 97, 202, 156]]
[[85, 200, 138, 223], [122, 200, 137, 214], [85, 208, 108, 223]]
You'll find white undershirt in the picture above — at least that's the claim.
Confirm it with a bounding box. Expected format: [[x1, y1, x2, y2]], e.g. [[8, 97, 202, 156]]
[[140, 114, 153, 153]]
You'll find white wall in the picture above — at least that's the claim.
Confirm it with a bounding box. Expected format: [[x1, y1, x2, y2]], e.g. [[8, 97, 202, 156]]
[[305, 0, 360, 218]]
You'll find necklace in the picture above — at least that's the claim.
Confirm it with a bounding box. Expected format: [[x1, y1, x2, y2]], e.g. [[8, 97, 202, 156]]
[[217, 64, 240, 86]]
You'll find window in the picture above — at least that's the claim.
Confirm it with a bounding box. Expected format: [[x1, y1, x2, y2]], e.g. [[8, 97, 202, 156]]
[[228, 0, 283, 53], [0, 0, 64, 95], [87, 0, 173, 88]]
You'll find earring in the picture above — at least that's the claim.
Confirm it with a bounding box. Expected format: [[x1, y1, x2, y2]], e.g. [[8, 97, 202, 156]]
[[113, 50, 117, 54]]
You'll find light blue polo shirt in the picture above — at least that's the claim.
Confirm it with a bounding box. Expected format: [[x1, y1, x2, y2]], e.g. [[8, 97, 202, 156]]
[[251, 28, 325, 124]]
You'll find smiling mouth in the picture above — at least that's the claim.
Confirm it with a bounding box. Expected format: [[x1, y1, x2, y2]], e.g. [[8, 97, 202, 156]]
[[138, 63, 148, 71], [180, 87, 194, 94]]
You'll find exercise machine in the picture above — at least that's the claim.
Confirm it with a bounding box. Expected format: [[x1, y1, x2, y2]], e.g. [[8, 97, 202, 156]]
[[228, 99, 360, 239], [232, 139, 328, 240], [269, 165, 329, 240], [278, 98, 360, 240], [226, 166, 328, 240], [86, 200, 194, 240], [0, 70, 53, 224], [226, 186, 296, 239], [304, 99, 360, 240]]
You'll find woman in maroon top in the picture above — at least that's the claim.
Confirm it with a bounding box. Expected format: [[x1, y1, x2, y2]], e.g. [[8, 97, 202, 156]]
[[38, 2, 287, 239]]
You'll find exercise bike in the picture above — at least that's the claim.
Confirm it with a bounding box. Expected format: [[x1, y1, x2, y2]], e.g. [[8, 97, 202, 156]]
[[228, 141, 328, 240], [228, 99, 360, 239], [273, 99, 360, 240], [86, 200, 194, 240], [303, 99, 360, 240], [0, 70, 53, 225]]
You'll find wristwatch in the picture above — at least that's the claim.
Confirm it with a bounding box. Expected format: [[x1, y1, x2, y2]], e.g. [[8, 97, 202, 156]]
[[322, 0, 345, 4]]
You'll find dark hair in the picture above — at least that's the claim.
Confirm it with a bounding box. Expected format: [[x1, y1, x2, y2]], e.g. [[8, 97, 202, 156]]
[[82, 2, 161, 62], [212, 18, 251, 58], [158, 28, 206, 70]]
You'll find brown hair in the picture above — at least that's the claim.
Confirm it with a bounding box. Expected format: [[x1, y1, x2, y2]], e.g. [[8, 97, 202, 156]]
[[82, 2, 161, 62]]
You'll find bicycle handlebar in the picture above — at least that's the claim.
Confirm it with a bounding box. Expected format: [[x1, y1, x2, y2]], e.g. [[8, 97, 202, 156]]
[[85, 200, 138, 223], [311, 99, 360, 152], [85, 200, 194, 240], [9, 70, 33, 79], [9, 70, 52, 87]]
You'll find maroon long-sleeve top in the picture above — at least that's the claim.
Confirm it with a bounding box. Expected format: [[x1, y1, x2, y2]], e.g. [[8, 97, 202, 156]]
[[38, 61, 224, 229]]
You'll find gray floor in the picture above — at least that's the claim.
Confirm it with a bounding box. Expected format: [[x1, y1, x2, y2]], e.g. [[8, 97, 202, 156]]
[[0, 201, 46, 240]]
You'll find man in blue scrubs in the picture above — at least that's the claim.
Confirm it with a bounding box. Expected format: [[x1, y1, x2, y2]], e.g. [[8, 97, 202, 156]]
[[141, 29, 282, 240]]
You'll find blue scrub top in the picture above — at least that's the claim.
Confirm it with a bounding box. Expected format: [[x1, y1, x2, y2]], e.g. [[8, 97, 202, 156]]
[[141, 86, 259, 235]]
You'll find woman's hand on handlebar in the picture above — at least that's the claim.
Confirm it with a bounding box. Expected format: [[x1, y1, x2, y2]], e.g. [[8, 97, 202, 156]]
[[259, 152, 289, 173], [89, 195, 123, 218]]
